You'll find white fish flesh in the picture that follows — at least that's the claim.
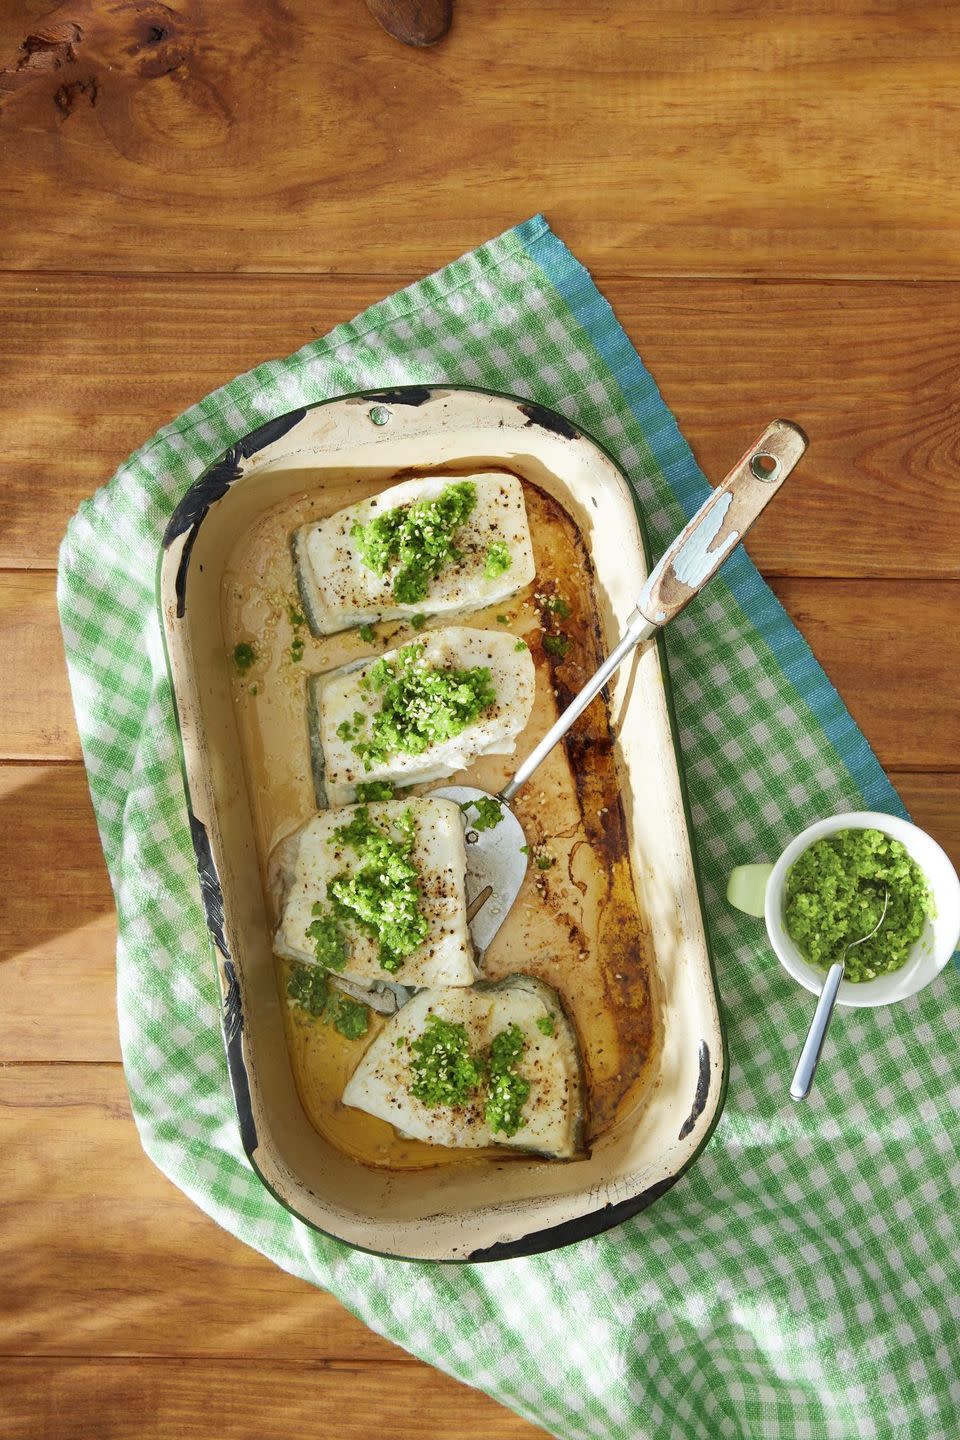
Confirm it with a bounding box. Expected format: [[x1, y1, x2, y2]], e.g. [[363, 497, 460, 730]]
[[292, 473, 535, 635], [273, 798, 477, 991], [342, 976, 584, 1159], [314, 625, 536, 805]]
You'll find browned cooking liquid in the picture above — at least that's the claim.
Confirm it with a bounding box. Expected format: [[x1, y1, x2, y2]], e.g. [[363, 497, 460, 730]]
[[222, 474, 659, 1171]]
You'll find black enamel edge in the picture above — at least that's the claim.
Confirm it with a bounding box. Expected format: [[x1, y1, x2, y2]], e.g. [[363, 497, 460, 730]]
[[679, 1041, 712, 1141], [163, 407, 307, 618], [163, 447, 244, 549], [185, 809, 259, 1157], [238, 408, 309, 459], [222, 958, 259, 1157], [187, 810, 231, 960], [359, 386, 434, 406], [468, 1176, 679, 1263], [518, 400, 580, 441]]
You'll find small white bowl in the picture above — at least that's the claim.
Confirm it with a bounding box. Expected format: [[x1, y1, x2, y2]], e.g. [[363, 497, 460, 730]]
[[728, 811, 960, 1008]]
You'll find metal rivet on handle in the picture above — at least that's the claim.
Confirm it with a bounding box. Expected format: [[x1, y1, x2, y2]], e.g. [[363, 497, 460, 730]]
[[750, 451, 781, 482], [369, 405, 391, 426]]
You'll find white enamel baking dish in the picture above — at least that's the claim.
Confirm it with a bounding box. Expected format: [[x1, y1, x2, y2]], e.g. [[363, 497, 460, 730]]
[[158, 385, 726, 1261]]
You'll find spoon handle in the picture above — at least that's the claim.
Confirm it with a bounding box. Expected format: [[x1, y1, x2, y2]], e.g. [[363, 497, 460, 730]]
[[790, 962, 845, 1101], [500, 420, 807, 804]]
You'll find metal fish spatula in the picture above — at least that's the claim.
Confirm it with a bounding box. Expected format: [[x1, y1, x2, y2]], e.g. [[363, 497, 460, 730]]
[[436, 418, 808, 954]]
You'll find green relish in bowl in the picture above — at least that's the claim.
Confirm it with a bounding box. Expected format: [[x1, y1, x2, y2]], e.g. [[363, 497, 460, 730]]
[[784, 828, 935, 982]]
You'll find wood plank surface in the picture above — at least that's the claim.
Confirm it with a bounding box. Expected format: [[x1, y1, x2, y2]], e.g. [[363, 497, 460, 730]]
[[1, 275, 958, 576], [0, 1065, 403, 1362], [0, 764, 116, 1061], [0, 1359, 535, 1440], [766, 578, 960, 773], [0, 571, 78, 759], [1, 2, 959, 279], [4, 569, 957, 769]]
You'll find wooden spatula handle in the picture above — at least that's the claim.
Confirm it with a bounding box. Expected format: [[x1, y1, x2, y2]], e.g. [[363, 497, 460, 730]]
[[637, 419, 807, 626]]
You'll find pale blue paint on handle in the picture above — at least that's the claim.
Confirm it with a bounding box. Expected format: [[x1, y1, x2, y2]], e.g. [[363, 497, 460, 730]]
[[672, 491, 738, 588]]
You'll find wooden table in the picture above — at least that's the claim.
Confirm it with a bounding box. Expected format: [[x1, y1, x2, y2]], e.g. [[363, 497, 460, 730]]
[[2, 3, 958, 1436]]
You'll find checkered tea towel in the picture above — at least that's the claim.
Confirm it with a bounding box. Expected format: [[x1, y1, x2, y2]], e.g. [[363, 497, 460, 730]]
[[58, 216, 959, 1440]]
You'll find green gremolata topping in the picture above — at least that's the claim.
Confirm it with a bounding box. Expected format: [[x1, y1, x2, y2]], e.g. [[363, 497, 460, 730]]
[[484, 541, 511, 579], [352, 643, 496, 768], [409, 1013, 484, 1108], [351, 481, 477, 604], [285, 963, 369, 1040], [784, 828, 934, 982], [484, 1023, 531, 1136], [353, 779, 395, 802], [460, 796, 505, 832], [405, 1016, 533, 1137], [305, 905, 349, 972], [327, 806, 428, 973]]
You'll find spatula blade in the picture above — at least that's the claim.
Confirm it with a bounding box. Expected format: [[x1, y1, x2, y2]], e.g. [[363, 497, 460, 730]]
[[432, 785, 528, 955]]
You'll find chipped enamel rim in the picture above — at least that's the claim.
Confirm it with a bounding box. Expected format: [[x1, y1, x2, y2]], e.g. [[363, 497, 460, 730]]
[[156, 384, 728, 1263]]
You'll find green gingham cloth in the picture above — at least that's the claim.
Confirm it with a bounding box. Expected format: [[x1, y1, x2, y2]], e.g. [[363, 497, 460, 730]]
[[58, 217, 959, 1440]]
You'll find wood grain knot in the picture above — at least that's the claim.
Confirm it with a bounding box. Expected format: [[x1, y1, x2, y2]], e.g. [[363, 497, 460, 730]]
[[0, 0, 188, 116], [18, 22, 84, 72], [54, 74, 98, 118]]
